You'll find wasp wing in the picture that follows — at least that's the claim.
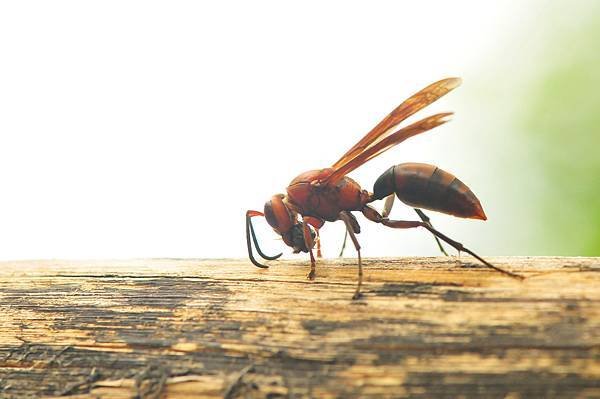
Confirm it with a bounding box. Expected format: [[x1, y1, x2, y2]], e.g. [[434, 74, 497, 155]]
[[331, 77, 461, 169], [325, 112, 453, 184]]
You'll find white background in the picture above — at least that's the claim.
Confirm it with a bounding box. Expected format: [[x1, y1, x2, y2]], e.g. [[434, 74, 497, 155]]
[[0, 1, 554, 260]]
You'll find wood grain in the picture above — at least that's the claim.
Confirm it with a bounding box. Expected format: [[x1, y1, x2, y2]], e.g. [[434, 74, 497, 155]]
[[0, 257, 599, 398]]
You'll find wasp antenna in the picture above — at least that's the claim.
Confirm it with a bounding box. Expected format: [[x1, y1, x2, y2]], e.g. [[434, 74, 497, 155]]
[[246, 212, 282, 268], [248, 214, 282, 261], [246, 213, 269, 268]]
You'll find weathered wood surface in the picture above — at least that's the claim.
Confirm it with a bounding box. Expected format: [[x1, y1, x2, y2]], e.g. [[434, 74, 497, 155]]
[[0, 257, 599, 398]]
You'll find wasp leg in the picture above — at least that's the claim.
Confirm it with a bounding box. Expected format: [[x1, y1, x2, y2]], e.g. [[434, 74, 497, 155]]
[[338, 229, 348, 258], [302, 217, 317, 280], [361, 205, 523, 280], [380, 195, 446, 256], [338, 212, 360, 258], [414, 208, 449, 256], [339, 211, 363, 300], [315, 228, 323, 258], [304, 216, 325, 259], [382, 194, 395, 218]]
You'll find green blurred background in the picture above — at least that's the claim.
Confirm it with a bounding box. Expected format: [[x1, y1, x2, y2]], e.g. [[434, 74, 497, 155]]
[[522, 10, 600, 255], [469, 2, 600, 256]]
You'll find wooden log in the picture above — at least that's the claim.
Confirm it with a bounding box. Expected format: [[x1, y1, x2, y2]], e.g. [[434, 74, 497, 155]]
[[0, 257, 599, 398]]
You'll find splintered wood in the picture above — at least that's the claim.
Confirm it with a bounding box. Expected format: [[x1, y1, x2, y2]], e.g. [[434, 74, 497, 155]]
[[0, 257, 599, 398]]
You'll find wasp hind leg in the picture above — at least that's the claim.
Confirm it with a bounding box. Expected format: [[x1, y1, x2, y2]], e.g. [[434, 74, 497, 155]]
[[413, 208, 449, 256], [361, 205, 524, 280], [380, 193, 448, 256]]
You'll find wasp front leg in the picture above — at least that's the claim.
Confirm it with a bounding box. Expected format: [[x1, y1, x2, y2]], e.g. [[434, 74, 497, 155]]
[[302, 217, 317, 280], [315, 228, 322, 258]]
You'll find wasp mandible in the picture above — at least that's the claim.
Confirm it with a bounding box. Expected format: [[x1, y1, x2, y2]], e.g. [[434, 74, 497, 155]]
[[246, 78, 523, 299]]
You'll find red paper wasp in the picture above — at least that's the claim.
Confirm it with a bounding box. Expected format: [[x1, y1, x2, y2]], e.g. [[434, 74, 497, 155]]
[[246, 78, 523, 299]]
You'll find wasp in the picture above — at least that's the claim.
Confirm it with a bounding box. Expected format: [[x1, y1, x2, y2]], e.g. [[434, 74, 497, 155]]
[[246, 78, 523, 299]]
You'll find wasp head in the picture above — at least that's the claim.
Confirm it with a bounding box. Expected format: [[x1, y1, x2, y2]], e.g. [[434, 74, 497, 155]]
[[264, 194, 315, 253]]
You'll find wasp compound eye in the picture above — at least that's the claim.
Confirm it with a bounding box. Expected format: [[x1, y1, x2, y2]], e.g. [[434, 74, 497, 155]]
[[264, 195, 294, 235]]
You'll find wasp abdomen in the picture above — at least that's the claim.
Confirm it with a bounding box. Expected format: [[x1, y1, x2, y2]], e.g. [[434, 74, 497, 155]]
[[373, 162, 486, 220]]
